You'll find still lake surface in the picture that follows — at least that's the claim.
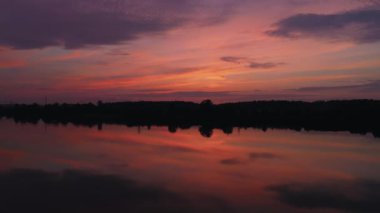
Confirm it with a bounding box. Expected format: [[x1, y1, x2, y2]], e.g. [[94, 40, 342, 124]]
[[1, 118, 380, 213]]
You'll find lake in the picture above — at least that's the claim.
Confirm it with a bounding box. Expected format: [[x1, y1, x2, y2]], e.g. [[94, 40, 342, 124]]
[[1, 118, 380, 213]]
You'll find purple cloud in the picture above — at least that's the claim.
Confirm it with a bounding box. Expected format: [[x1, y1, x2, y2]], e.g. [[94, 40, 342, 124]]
[[0, 0, 240, 49], [267, 8, 380, 43], [249, 62, 284, 69], [294, 80, 380, 93]]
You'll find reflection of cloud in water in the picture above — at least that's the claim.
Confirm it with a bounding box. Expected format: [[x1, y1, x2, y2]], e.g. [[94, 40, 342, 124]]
[[0, 169, 232, 213], [156, 144, 204, 153], [267, 179, 380, 212], [221, 152, 281, 165], [220, 158, 243, 165], [249, 152, 281, 161], [93, 136, 204, 154]]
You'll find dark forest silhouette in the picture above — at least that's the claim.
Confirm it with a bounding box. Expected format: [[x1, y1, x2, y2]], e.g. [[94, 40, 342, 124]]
[[0, 100, 379, 138]]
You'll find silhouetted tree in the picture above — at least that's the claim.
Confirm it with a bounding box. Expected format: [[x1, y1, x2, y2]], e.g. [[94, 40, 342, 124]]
[[200, 99, 214, 111], [222, 126, 233, 135], [168, 125, 177, 133], [199, 126, 213, 138]]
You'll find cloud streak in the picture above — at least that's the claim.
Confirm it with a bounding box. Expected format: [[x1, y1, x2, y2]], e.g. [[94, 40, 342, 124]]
[[249, 62, 284, 69], [0, 60, 26, 69], [220, 56, 247, 64], [267, 8, 380, 43], [294, 80, 380, 94], [221, 56, 284, 69]]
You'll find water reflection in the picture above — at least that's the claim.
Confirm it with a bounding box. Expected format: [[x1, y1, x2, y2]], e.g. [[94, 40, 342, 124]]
[[0, 169, 184, 213], [8, 116, 380, 139], [1, 119, 380, 212], [267, 179, 380, 212]]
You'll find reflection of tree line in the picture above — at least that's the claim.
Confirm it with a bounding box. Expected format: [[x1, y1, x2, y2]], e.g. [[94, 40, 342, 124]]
[[0, 100, 379, 138]]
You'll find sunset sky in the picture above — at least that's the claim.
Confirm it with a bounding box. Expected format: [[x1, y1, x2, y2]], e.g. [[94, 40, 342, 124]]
[[1, 0, 380, 103]]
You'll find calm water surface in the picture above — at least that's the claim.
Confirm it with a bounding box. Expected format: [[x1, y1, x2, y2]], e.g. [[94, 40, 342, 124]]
[[1, 118, 380, 213]]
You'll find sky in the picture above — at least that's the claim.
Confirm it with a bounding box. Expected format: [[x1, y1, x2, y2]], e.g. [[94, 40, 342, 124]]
[[0, 0, 380, 103]]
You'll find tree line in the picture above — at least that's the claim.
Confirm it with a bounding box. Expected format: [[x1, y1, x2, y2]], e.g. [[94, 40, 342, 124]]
[[0, 100, 379, 138]]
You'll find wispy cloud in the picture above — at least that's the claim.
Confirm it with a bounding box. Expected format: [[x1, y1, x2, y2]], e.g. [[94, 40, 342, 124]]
[[249, 62, 285, 69], [0, 60, 26, 69], [221, 56, 284, 69], [220, 56, 247, 64]]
